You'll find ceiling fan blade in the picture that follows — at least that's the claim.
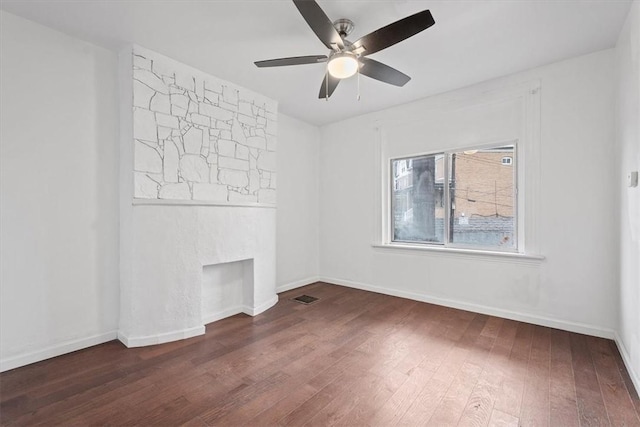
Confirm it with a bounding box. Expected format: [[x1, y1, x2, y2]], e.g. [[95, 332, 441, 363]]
[[318, 72, 340, 99], [293, 0, 344, 51], [255, 55, 328, 68], [351, 10, 434, 57], [359, 57, 411, 87]]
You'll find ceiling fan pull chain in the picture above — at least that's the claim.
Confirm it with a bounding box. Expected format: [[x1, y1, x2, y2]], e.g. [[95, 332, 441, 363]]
[[325, 66, 329, 101], [357, 65, 361, 101]]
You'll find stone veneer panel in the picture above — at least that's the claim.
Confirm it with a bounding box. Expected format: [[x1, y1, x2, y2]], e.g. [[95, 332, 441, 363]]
[[131, 47, 277, 205]]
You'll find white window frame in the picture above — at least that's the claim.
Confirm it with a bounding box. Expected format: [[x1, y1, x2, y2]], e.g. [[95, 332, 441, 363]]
[[372, 80, 543, 261], [390, 141, 519, 253]]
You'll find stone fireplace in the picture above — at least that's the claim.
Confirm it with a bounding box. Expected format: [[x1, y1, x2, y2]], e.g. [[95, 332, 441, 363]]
[[118, 46, 278, 347]]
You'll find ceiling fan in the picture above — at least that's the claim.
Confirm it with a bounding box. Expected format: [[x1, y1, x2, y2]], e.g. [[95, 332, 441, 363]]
[[254, 0, 435, 99]]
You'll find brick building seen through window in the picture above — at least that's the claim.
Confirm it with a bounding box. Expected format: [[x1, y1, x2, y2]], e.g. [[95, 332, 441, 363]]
[[392, 145, 516, 250]]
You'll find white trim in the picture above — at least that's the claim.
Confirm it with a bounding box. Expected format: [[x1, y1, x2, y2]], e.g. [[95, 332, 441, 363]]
[[521, 83, 542, 254], [202, 295, 280, 326], [202, 306, 244, 325], [373, 126, 385, 247], [319, 276, 616, 340], [276, 276, 321, 293], [132, 199, 276, 209], [243, 295, 279, 316], [372, 243, 544, 264], [614, 332, 640, 396], [0, 331, 118, 373], [118, 326, 205, 348], [120, 296, 278, 348]]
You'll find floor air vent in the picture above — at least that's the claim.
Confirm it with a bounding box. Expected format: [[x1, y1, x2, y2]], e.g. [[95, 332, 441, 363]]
[[292, 295, 319, 305]]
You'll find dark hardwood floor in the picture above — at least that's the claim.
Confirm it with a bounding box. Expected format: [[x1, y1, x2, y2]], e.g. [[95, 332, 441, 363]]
[[1, 282, 639, 426]]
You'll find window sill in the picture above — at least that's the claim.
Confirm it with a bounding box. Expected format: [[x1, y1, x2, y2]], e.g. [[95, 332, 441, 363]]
[[372, 243, 544, 264]]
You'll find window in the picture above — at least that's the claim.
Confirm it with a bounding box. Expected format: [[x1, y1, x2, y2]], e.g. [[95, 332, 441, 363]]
[[391, 144, 517, 251]]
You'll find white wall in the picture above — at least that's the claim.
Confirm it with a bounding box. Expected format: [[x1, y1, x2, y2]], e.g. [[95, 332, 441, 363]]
[[0, 11, 120, 371], [276, 114, 320, 290], [319, 48, 618, 337], [615, 0, 640, 392]]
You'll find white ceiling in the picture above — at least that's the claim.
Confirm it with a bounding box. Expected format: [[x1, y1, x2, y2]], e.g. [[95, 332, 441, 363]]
[[1, 0, 632, 126]]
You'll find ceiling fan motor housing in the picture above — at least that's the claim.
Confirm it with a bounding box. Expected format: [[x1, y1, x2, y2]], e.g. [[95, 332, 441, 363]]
[[333, 18, 355, 38]]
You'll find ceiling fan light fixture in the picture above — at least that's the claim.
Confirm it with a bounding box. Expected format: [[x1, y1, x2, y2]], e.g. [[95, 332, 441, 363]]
[[327, 52, 359, 79]]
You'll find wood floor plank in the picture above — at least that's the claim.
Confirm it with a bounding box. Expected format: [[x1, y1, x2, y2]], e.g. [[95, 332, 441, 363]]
[[371, 366, 437, 426], [492, 321, 534, 418], [389, 305, 448, 379], [305, 371, 386, 426], [15, 369, 155, 425], [457, 372, 499, 427], [488, 408, 520, 427], [457, 318, 520, 427], [213, 332, 363, 425], [245, 383, 319, 426], [338, 368, 408, 426], [396, 374, 450, 426], [398, 314, 489, 426], [213, 375, 315, 426], [178, 416, 208, 426], [587, 336, 640, 426], [519, 325, 551, 427], [570, 332, 612, 426], [278, 357, 374, 426], [609, 340, 640, 416], [198, 370, 291, 424], [1, 282, 637, 426], [549, 329, 580, 427], [481, 316, 504, 339], [426, 361, 484, 426]]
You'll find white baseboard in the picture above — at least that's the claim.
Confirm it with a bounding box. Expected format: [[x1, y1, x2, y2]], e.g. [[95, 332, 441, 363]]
[[243, 294, 279, 316], [276, 276, 320, 293], [0, 331, 118, 373], [614, 332, 640, 396], [319, 276, 616, 340], [118, 325, 205, 348], [202, 294, 280, 325], [119, 295, 278, 348], [202, 306, 244, 325]]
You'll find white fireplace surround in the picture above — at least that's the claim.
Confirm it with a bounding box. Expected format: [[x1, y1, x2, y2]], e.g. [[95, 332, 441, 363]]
[[118, 46, 278, 348]]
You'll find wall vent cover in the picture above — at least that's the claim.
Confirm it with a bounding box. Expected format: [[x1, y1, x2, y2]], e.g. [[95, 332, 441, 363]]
[[292, 295, 319, 305]]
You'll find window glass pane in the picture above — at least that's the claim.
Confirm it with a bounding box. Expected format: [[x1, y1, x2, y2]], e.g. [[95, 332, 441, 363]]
[[450, 146, 516, 249], [392, 154, 445, 243]]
